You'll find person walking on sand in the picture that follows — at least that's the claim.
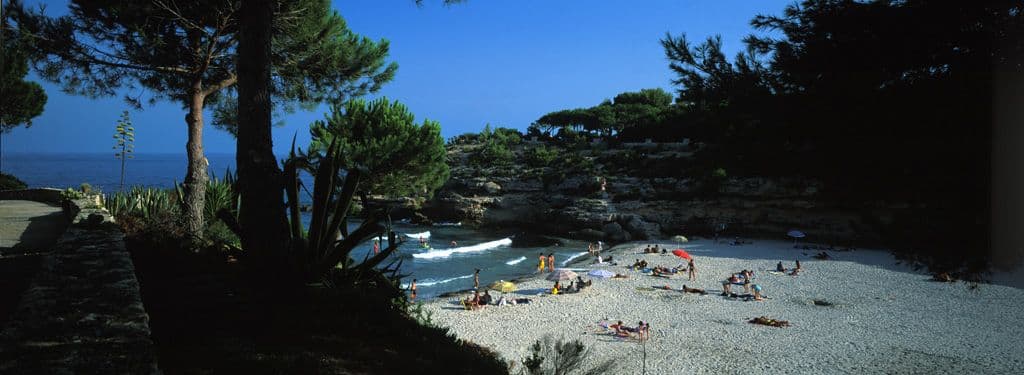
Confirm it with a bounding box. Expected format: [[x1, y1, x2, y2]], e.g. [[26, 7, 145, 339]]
[[473, 269, 480, 290], [373, 239, 380, 255], [548, 253, 555, 272], [538, 253, 546, 272], [410, 279, 418, 300], [688, 258, 696, 281]]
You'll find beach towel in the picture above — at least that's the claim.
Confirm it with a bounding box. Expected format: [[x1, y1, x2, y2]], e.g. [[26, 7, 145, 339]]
[[767, 271, 787, 276]]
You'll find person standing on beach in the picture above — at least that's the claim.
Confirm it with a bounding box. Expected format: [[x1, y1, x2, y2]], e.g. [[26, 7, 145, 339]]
[[373, 239, 380, 255], [410, 279, 417, 300], [538, 253, 546, 272], [688, 258, 696, 281], [474, 269, 480, 290], [548, 253, 555, 272]]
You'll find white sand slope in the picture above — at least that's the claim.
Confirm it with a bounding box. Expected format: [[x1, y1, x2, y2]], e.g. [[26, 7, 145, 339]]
[[424, 240, 1024, 374]]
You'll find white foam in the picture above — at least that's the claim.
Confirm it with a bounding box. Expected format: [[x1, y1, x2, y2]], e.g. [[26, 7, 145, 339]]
[[405, 231, 431, 239], [436, 222, 462, 227], [561, 252, 588, 266], [412, 238, 512, 259], [506, 256, 527, 265], [401, 274, 472, 288]]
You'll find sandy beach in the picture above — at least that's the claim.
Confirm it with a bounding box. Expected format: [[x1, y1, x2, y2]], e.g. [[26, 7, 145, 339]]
[[424, 239, 1024, 374]]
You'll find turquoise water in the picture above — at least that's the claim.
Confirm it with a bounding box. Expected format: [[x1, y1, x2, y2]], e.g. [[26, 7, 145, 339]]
[[3, 152, 589, 298]]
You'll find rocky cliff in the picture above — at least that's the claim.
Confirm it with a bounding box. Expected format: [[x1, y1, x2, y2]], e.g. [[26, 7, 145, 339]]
[[409, 141, 897, 245]]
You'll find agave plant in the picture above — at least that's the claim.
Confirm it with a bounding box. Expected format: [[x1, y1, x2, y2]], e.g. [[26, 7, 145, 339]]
[[282, 138, 405, 285], [204, 169, 239, 223], [105, 186, 176, 219]]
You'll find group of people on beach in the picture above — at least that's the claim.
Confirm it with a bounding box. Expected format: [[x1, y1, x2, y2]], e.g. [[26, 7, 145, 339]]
[[721, 269, 762, 300], [537, 253, 555, 272], [608, 320, 650, 341], [641, 244, 666, 254], [552, 276, 592, 295], [631, 255, 696, 281], [776, 260, 802, 275]]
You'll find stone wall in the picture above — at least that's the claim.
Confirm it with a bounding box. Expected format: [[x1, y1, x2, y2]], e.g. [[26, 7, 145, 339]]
[[0, 196, 159, 374], [0, 188, 63, 204]]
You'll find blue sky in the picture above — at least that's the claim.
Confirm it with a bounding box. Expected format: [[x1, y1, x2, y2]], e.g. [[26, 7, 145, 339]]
[[4, 0, 791, 154]]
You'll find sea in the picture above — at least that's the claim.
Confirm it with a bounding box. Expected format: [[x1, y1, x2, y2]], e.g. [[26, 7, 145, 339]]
[[2, 152, 593, 298]]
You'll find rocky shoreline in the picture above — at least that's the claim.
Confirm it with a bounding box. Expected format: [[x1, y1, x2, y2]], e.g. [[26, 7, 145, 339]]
[[376, 142, 904, 247]]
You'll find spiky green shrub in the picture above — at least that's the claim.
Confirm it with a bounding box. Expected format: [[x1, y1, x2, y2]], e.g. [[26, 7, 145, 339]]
[[105, 186, 176, 219], [203, 171, 238, 223], [519, 335, 616, 375]]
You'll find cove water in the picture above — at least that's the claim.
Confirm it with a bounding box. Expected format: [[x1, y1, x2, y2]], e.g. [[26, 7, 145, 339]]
[[3, 152, 591, 298]]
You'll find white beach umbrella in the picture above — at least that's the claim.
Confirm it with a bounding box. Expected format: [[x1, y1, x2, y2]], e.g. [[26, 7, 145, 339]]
[[787, 230, 806, 246], [546, 269, 579, 281]]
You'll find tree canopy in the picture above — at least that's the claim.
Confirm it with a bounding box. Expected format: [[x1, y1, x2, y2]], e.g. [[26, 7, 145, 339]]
[[534, 88, 675, 140], [308, 97, 449, 199], [658, 0, 1022, 270], [10, 0, 396, 237], [1, 14, 46, 133]]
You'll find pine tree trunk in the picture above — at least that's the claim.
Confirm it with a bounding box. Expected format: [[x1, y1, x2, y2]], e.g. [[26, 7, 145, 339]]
[[237, 0, 287, 267], [182, 81, 208, 240]]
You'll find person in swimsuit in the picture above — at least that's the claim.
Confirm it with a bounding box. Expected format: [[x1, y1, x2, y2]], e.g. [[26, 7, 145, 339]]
[[752, 284, 764, 301], [538, 253, 546, 272], [410, 279, 417, 300], [548, 253, 555, 272], [722, 274, 740, 295], [688, 258, 696, 281], [473, 269, 480, 290]]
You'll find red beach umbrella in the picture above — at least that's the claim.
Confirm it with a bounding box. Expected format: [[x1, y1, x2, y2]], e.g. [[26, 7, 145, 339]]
[[672, 249, 692, 260]]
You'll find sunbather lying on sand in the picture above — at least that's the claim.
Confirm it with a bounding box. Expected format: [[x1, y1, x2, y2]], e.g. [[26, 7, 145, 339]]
[[613, 273, 630, 279], [749, 316, 790, 327], [652, 266, 678, 276], [681, 285, 707, 295]]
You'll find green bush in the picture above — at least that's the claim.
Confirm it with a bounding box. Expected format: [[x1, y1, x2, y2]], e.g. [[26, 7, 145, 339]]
[[518, 335, 615, 375], [60, 187, 87, 201], [0, 173, 27, 190], [475, 140, 515, 167], [469, 126, 523, 168], [525, 145, 560, 168]]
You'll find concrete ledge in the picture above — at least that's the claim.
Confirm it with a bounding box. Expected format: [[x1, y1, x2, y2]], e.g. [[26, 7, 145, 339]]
[[0, 188, 64, 205], [0, 197, 159, 374]]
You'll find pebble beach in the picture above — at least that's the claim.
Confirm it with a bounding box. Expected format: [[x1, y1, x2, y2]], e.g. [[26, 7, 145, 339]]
[[424, 240, 1024, 374]]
